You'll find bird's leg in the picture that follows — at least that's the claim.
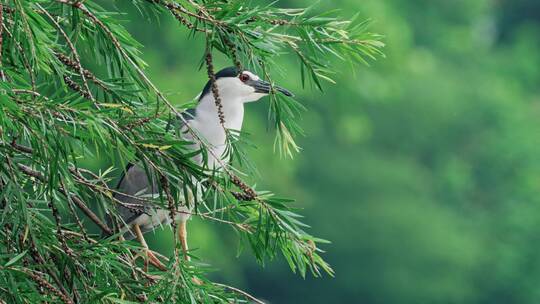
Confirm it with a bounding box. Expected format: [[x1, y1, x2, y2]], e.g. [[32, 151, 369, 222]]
[[133, 224, 167, 271], [178, 219, 190, 261], [177, 220, 203, 285]]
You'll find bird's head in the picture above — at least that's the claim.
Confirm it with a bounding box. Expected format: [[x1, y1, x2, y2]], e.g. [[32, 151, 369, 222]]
[[199, 67, 293, 104]]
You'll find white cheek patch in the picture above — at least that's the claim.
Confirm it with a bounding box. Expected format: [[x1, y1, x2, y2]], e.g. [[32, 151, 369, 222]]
[[243, 71, 259, 81], [211, 72, 268, 103], [217, 77, 245, 91], [215, 77, 255, 100]]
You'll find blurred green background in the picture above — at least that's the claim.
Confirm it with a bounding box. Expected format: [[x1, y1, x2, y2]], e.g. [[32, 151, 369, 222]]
[[107, 0, 540, 303]]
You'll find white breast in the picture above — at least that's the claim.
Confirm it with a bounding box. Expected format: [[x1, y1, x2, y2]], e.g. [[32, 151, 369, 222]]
[[187, 93, 245, 168]]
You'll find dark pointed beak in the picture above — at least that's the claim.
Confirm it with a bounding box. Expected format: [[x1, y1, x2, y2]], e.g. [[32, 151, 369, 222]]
[[253, 79, 294, 97]]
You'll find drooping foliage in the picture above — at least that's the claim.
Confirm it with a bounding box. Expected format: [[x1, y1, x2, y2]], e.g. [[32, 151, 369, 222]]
[[0, 0, 382, 302]]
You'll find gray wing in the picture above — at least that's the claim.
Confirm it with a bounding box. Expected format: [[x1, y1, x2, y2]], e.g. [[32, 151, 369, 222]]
[[115, 164, 158, 222], [110, 109, 196, 239], [112, 164, 158, 239]]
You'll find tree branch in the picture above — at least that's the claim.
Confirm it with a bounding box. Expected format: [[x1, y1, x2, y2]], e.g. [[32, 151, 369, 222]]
[[38, 4, 94, 102], [16, 164, 113, 236]]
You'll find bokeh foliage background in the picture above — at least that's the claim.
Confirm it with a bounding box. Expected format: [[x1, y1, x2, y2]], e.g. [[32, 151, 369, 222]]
[[94, 0, 540, 303]]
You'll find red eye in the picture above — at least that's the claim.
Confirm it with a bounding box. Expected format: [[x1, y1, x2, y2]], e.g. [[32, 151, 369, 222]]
[[239, 74, 250, 83]]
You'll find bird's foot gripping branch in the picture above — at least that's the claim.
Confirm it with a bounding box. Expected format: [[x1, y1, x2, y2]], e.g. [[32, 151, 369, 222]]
[[0, 0, 383, 302]]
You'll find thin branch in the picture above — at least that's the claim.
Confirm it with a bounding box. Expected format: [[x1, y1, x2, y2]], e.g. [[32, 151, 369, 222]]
[[63, 74, 92, 99], [62, 180, 90, 242], [155, 0, 221, 25], [55, 51, 111, 94], [66, 192, 113, 236], [150, 0, 208, 33], [18, 269, 74, 304], [223, 36, 242, 71], [7, 140, 33, 154], [199, 213, 252, 232], [213, 282, 265, 304], [12, 89, 49, 101], [160, 174, 177, 231], [17, 164, 44, 181], [2, 24, 35, 90], [47, 195, 76, 259], [27, 237, 72, 302], [16, 163, 114, 236], [204, 49, 226, 127], [37, 4, 94, 103]]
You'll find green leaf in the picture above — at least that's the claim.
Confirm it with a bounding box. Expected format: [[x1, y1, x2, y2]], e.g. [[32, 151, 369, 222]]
[[4, 250, 27, 267]]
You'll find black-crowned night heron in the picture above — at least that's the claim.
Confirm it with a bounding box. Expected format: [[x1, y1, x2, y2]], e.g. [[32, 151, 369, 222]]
[[112, 67, 293, 269]]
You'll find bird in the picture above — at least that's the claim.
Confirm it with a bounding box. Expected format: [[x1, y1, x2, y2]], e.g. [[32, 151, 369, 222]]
[[111, 67, 293, 270]]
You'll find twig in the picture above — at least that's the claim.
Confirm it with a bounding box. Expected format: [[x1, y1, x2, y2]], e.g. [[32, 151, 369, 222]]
[[55, 51, 111, 94], [204, 49, 225, 127], [47, 195, 76, 259], [27, 236, 72, 301], [66, 192, 113, 236], [231, 190, 255, 201], [62, 180, 90, 242], [69, 170, 146, 214], [61, 229, 97, 244], [149, 0, 208, 33], [186, 0, 218, 24], [12, 0, 37, 91], [2, 24, 35, 90], [230, 175, 257, 201], [16, 163, 114, 236], [223, 36, 242, 71], [19, 269, 74, 304], [11, 89, 50, 101], [63, 74, 92, 99], [213, 282, 265, 304], [7, 140, 33, 154], [199, 213, 251, 232], [17, 164, 44, 181], [38, 4, 94, 103], [160, 174, 182, 264], [160, 174, 177, 231], [155, 0, 221, 25]]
